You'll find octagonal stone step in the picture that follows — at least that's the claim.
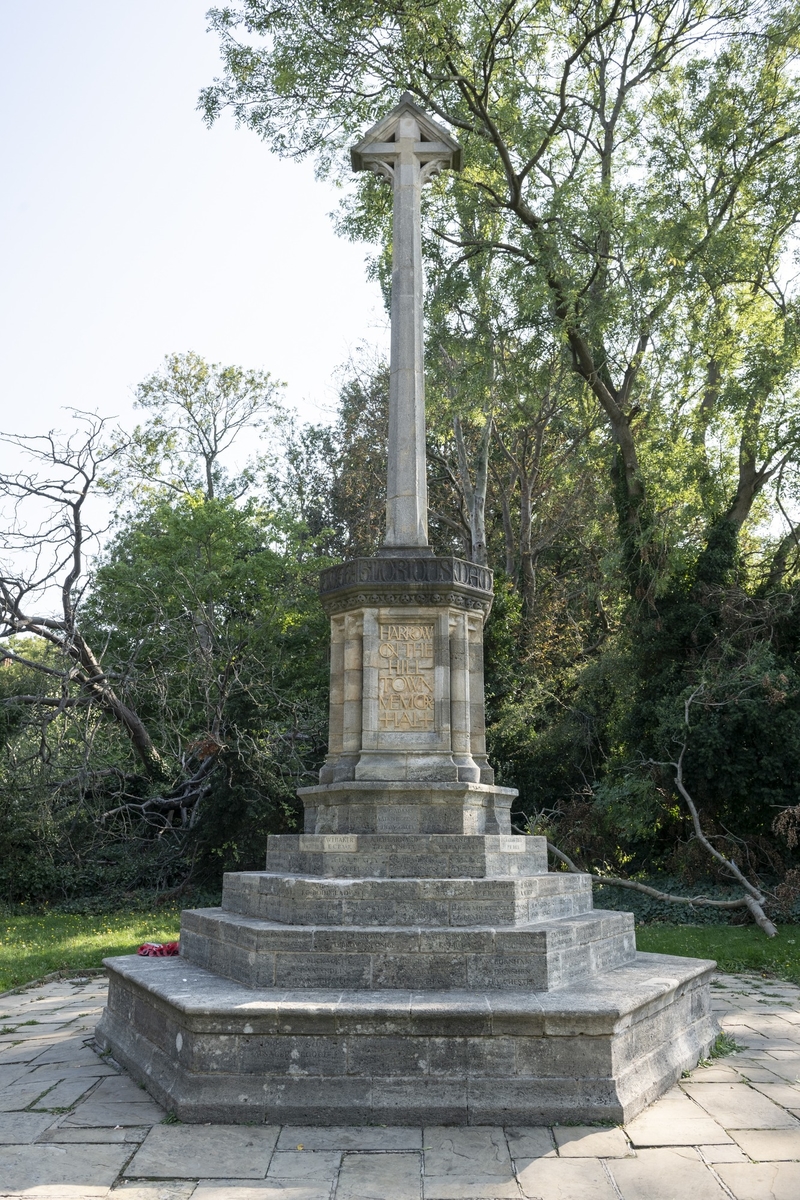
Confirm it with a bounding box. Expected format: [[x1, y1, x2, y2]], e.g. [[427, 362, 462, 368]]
[[180, 907, 636, 991], [265, 833, 548, 879], [222, 869, 592, 927]]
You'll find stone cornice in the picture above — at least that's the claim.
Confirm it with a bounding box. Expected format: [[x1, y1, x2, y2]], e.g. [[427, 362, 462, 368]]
[[318, 555, 493, 616]]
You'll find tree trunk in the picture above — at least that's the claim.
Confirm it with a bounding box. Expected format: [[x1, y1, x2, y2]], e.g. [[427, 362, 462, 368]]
[[453, 414, 492, 565]]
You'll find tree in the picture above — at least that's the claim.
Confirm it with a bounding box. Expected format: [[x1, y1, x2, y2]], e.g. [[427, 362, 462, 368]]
[[121, 351, 284, 503], [0, 360, 327, 903], [203, 0, 800, 591], [0, 416, 165, 778], [196, 3, 800, 925]]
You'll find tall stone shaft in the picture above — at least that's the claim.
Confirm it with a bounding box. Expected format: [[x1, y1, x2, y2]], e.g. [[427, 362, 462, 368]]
[[351, 94, 461, 554], [305, 95, 507, 813]]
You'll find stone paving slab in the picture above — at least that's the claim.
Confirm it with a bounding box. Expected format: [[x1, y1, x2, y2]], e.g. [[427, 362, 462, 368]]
[[515, 1156, 618, 1199], [127, 1125, 281, 1178], [193, 1185, 333, 1200], [715, 1161, 800, 1199], [683, 1081, 800, 1129], [552, 1124, 632, 1156], [608, 1146, 730, 1198], [338, 1153, 421, 1199], [729, 1128, 800, 1159], [0, 970, 798, 1196], [275, 1127, 422, 1151], [0, 1140, 130, 1191]]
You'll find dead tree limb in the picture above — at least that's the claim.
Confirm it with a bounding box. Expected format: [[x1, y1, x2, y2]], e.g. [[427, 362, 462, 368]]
[[545, 840, 759, 912], [0, 415, 167, 779], [537, 682, 779, 938]]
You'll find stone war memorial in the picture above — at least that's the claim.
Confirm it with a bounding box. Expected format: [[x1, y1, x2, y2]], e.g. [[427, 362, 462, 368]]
[[97, 95, 717, 1125]]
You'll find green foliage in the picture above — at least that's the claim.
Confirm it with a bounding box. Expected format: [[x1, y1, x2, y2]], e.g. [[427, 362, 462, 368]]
[[635, 924, 800, 985], [0, 908, 183, 993], [6, 8, 800, 920], [708, 1033, 743, 1059], [0, 358, 331, 905]]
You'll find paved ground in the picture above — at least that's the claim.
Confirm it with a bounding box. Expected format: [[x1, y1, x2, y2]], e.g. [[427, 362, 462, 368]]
[[0, 972, 798, 1199]]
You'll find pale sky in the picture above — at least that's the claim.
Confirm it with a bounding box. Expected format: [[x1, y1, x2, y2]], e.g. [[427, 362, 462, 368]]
[[0, 1, 387, 446]]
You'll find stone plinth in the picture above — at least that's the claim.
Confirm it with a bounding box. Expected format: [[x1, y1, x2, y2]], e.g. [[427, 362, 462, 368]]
[[265, 832, 548, 877], [299, 782, 516, 834], [317, 556, 496, 791]]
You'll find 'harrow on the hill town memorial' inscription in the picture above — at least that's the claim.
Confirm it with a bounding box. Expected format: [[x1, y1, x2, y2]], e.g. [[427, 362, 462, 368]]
[[378, 622, 435, 730]]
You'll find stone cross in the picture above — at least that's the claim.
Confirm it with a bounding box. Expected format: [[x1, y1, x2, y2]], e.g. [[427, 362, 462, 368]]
[[351, 94, 461, 555]]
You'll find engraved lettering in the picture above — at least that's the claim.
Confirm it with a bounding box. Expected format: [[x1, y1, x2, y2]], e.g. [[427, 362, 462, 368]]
[[378, 621, 435, 731], [498, 836, 525, 853], [322, 835, 358, 852], [320, 557, 491, 596]]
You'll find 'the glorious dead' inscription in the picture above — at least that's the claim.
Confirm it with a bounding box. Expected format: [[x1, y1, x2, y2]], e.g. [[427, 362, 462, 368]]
[[378, 623, 434, 730]]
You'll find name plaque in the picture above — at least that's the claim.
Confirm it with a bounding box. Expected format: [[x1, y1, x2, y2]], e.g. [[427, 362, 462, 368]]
[[498, 836, 525, 853], [299, 834, 359, 852], [323, 835, 358, 852]]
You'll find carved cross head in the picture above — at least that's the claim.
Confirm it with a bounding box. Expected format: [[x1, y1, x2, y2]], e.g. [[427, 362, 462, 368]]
[[351, 92, 461, 185]]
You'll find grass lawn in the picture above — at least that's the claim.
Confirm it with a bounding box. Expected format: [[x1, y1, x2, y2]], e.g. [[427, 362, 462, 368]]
[[0, 908, 181, 993], [636, 923, 800, 985], [1, 911, 799, 994]]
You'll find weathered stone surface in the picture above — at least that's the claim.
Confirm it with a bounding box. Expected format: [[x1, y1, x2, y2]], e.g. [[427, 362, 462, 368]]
[[336, 1150, 422, 1200], [0, 1141, 130, 1190], [608, 1147, 729, 1199], [193, 1185, 331, 1200], [219, 864, 585, 925], [113, 1186, 196, 1200], [515, 1157, 619, 1200], [127, 1124, 280, 1178], [0, 1110, 59, 1143], [715, 1162, 800, 1199], [38, 1124, 149, 1143], [319, 556, 490, 602], [267, 1150, 342, 1180], [553, 1126, 633, 1157], [730, 1129, 800, 1160], [28, 1074, 98, 1109], [276, 1125, 422, 1150], [682, 1082, 800, 1129], [505, 1127, 557, 1159], [179, 906, 635, 991], [265, 832, 548, 878], [299, 781, 516, 835], [60, 1096, 166, 1127], [96, 951, 716, 1126]]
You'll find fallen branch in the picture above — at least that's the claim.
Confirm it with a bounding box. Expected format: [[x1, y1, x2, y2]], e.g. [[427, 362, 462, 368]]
[[535, 683, 780, 940], [100, 754, 218, 824], [545, 840, 755, 911]]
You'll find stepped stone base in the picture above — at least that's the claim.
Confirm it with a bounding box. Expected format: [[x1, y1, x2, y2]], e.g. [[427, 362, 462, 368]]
[[179, 907, 635, 991], [219, 865, 592, 926], [96, 951, 717, 1126], [98, 831, 717, 1124]]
